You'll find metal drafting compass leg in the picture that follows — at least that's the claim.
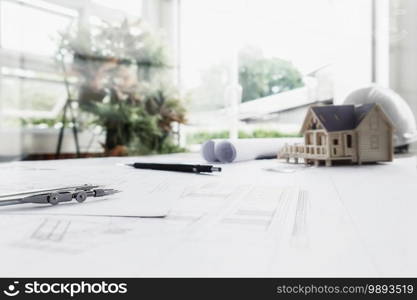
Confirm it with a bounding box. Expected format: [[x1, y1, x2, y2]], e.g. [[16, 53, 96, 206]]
[[0, 185, 119, 207]]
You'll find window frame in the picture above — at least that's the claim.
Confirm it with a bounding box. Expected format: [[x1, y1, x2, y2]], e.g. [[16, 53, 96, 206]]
[[0, 0, 144, 117]]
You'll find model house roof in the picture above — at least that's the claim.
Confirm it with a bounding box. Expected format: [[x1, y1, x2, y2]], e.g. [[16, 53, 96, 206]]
[[311, 105, 357, 132], [305, 103, 390, 132], [354, 103, 375, 124]]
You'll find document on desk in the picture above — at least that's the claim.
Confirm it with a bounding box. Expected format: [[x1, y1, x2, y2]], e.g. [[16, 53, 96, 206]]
[[0, 155, 301, 276], [0, 183, 302, 276], [0, 157, 298, 220], [0, 158, 189, 217], [2, 155, 417, 277]]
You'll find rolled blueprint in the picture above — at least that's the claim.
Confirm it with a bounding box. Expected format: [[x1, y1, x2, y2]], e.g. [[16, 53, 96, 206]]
[[201, 139, 220, 162], [201, 138, 303, 163]]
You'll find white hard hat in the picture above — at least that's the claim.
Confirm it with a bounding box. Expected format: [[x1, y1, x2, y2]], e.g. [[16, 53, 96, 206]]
[[344, 85, 417, 147]]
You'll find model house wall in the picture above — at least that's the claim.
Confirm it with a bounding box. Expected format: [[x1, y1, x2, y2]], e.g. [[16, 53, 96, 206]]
[[356, 107, 393, 162]]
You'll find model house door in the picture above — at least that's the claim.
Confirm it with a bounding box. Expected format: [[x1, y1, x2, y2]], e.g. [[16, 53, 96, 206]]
[[344, 133, 354, 156]]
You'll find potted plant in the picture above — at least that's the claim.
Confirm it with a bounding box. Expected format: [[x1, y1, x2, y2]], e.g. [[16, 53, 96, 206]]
[[58, 19, 186, 156]]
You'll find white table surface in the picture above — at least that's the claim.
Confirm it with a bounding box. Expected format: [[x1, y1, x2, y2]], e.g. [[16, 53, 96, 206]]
[[0, 153, 416, 277]]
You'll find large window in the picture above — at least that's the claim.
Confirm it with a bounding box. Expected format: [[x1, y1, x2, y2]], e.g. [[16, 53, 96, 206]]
[[0, 0, 76, 118], [179, 0, 374, 143], [1, 0, 75, 56], [0, 0, 144, 158], [180, 0, 336, 110], [0, 0, 143, 119]]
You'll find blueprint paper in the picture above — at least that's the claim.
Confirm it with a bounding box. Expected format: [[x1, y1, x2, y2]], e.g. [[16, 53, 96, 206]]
[[0, 182, 301, 277], [2, 154, 417, 276], [0, 157, 194, 217], [201, 138, 303, 163]]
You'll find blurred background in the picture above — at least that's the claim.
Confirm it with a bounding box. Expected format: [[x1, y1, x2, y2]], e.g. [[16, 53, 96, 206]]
[[0, 0, 415, 161]]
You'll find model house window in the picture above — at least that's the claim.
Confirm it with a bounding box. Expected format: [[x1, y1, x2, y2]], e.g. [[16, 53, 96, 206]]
[[333, 139, 338, 145], [333, 148, 337, 155], [346, 134, 352, 148], [371, 135, 379, 149]]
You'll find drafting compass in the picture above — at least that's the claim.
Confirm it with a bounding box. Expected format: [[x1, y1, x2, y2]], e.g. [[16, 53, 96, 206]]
[[0, 184, 119, 207]]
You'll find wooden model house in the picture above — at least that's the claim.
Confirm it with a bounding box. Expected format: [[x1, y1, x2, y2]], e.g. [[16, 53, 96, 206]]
[[278, 103, 394, 166]]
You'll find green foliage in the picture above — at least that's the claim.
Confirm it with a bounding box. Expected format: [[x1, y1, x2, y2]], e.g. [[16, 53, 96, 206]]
[[79, 86, 186, 154], [240, 129, 301, 139], [187, 46, 304, 111], [128, 137, 186, 156], [187, 129, 300, 145], [59, 19, 168, 70], [58, 19, 186, 155], [239, 47, 304, 102], [21, 118, 61, 128]]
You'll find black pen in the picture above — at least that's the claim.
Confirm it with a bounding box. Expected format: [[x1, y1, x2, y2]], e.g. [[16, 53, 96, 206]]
[[126, 162, 222, 174]]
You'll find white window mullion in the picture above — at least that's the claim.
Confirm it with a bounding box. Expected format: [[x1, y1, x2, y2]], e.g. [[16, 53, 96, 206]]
[[142, 0, 161, 27], [0, 0, 3, 117], [372, 0, 390, 88], [333, 0, 374, 103]]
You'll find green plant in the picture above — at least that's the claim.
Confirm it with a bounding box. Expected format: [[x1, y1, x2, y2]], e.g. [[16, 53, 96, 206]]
[[187, 129, 300, 145], [58, 19, 186, 155], [21, 118, 61, 128]]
